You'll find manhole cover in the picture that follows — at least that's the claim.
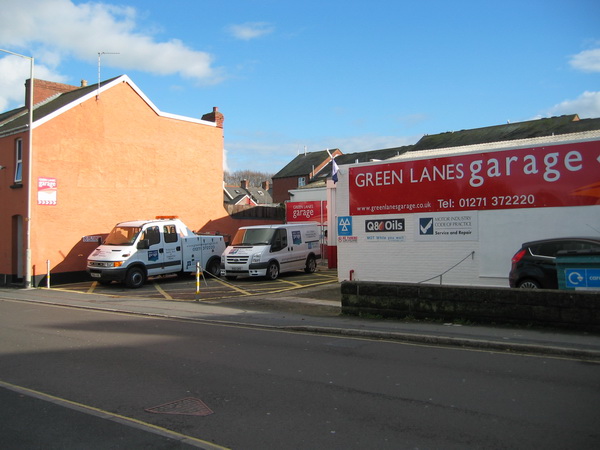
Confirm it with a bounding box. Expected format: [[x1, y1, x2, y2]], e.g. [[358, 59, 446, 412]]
[[145, 397, 214, 416]]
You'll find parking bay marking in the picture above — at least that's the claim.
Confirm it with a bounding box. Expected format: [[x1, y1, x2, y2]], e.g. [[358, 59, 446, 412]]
[[152, 282, 173, 300]]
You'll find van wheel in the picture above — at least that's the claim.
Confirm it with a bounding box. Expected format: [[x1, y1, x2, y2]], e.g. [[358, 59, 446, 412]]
[[125, 267, 146, 288], [266, 261, 279, 280], [304, 256, 317, 273]]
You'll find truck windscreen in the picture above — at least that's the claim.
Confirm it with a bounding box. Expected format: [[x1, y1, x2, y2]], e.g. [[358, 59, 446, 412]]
[[104, 226, 142, 246], [232, 228, 275, 246]]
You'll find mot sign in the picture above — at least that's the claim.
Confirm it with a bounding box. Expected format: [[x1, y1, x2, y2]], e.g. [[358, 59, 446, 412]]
[[349, 141, 600, 215]]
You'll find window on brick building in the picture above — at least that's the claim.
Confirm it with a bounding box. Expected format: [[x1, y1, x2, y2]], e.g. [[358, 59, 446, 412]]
[[298, 177, 306, 187], [14, 139, 23, 184]]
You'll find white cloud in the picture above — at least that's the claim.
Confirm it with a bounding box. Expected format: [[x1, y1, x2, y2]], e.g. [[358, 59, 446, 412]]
[[546, 91, 600, 118], [223, 148, 230, 173], [227, 22, 274, 41], [570, 48, 600, 73], [0, 0, 222, 85]]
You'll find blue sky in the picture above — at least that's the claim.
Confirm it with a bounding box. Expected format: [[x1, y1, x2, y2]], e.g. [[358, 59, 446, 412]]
[[1, 0, 599, 175]]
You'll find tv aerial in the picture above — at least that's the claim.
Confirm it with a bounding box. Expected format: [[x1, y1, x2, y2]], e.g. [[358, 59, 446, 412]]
[[97, 51, 120, 99]]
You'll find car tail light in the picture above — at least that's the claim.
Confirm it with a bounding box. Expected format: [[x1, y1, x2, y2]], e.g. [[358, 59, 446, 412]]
[[511, 249, 527, 264]]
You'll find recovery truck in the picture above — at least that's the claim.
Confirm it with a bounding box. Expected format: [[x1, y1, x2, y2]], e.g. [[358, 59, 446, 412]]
[[87, 217, 225, 288]]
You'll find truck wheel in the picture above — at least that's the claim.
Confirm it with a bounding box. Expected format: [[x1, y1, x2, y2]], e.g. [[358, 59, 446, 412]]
[[125, 267, 145, 288], [304, 255, 317, 273], [207, 258, 221, 277], [266, 261, 279, 280]]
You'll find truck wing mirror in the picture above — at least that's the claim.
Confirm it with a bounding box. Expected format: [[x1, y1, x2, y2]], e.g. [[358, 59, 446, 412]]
[[137, 239, 150, 250]]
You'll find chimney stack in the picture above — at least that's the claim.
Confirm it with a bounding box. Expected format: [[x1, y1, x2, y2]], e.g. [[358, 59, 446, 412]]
[[241, 179, 249, 189], [81, 79, 88, 87], [261, 181, 270, 191], [25, 79, 79, 106], [201, 106, 224, 128]]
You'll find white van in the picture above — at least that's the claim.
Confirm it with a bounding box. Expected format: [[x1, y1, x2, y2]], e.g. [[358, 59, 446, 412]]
[[87, 218, 225, 288], [221, 222, 322, 280]]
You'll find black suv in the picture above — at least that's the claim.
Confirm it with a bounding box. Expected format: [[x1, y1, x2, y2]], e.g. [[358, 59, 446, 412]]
[[509, 237, 600, 289]]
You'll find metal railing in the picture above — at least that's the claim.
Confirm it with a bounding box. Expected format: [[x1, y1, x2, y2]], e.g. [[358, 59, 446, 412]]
[[418, 251, 475, 285]]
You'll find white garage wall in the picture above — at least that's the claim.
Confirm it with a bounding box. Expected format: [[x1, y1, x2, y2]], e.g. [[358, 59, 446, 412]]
[[332, 133, 600, 287]]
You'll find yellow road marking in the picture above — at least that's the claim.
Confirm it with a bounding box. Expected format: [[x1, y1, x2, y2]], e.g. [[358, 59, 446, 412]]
[[275, 278, 303, 288], [153, 282, 173, 300], [0, 379, 229, 450], [212, 277, 252, 296], [87, 281, 97, 294]]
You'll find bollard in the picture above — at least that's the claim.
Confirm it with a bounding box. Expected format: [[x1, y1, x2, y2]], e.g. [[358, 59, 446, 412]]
[[46, 260, 51, 289], [195, 262, 201, 301]]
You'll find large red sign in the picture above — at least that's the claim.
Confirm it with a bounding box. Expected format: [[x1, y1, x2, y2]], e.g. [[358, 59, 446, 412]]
[[349, 140, 600, 215], [286, 201, 327, 224]]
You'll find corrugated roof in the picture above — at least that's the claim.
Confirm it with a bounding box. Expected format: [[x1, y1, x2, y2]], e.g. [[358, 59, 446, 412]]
[[390, 129, 600, 162], [410, 115, 600, 151]]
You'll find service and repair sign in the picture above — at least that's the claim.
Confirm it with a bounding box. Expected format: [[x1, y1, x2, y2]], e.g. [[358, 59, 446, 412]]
[[415, 212, 478, 241]]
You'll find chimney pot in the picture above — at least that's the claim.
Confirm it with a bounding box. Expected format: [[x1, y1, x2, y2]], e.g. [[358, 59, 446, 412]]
[[81, 79, 88, 87]]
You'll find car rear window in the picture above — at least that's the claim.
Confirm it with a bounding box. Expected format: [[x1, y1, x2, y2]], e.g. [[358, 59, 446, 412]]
[[530, 240, 600, 257]]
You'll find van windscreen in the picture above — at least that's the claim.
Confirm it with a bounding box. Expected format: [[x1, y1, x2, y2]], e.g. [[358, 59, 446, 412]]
[[104, 226, 142, 246], [232, 228, 275, 246]]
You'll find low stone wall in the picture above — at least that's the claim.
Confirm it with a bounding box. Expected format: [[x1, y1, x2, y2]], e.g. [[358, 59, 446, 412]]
[[341, 281, 600, 331]]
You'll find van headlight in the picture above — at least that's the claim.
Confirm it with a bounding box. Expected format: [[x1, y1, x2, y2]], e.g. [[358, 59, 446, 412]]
[[251, 253, 261, 263]]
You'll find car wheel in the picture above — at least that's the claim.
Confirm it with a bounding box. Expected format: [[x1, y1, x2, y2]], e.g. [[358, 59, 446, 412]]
[[125, 267, 145, 288], [304, 256, 317, 273], [266, 261, 279, 280], [517, 279, 541, 289]]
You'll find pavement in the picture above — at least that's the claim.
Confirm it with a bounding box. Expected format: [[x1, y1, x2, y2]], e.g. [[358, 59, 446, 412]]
[[2, 280, 600, 362]]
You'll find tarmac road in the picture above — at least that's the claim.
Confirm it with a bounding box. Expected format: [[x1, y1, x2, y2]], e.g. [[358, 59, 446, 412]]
[[1, 296, 599, 449], [1, 267, 600, 361]]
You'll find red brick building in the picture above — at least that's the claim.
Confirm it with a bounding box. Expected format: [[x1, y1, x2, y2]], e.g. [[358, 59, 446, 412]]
[[0, 75, 235, 286], [271, 149, 342, 203]]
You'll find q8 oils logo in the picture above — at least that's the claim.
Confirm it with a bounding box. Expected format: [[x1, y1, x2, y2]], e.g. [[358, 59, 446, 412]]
[[365, 219, 405, 232]]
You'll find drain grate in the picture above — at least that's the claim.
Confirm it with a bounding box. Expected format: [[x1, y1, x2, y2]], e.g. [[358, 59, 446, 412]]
[[145, 397, 214, 416]]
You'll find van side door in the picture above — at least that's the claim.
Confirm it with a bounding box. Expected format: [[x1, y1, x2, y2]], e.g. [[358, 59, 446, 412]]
[[162, 224, 183, 273], [270, 228, 293, 269], [288, 227, 308, 269], [139, 225, 164, 277]]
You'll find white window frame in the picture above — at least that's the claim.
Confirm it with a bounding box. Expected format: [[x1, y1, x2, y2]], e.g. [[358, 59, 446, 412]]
[[14, 138, 23, 183], [298, 176, 306, 187]]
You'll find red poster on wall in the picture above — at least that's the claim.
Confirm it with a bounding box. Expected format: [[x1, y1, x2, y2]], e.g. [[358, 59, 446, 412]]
[[349, 140, 600, 215], [286, 201, 327, 224]]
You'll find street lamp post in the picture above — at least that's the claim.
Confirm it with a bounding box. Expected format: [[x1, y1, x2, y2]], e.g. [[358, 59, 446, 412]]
[[1, 49, 34, 288]]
